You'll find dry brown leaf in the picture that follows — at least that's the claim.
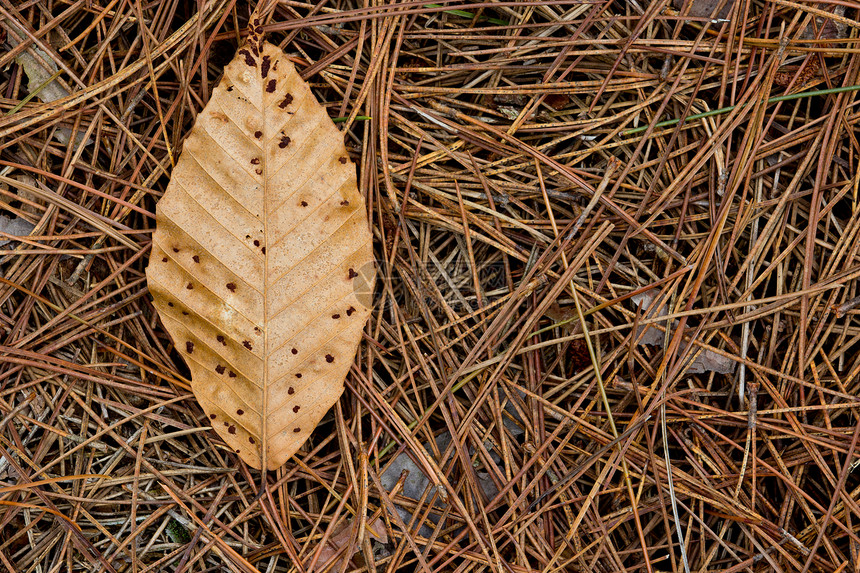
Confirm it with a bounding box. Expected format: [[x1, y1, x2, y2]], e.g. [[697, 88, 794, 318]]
[[145, 32, 375, 470], [311, 518, 387, 573]]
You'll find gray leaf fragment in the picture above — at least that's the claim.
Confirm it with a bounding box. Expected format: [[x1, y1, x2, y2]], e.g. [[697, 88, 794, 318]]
[[631, 290, 736, 375], [631, 290, 669, 346], [4, 22, 89, 147], [0, 214, 34, 247], [381, 430, 505, 538]]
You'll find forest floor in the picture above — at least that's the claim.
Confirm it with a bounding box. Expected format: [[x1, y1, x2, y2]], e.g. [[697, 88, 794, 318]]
[[1, 0, 860, 571]]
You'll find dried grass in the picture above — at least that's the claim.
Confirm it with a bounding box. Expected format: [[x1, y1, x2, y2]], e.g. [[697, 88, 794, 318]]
[[1, 0, 860, 571]]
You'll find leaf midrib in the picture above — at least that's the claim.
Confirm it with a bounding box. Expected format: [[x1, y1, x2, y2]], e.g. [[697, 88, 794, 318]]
[[260, 51, 271, 468]]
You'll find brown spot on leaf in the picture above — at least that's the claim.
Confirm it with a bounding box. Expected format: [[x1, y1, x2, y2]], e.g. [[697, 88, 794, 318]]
[[186, 282, 194, 290], [266, 79, 276, 93], [273, 60, 279, 71], [228, 425, 237, 434], [253, 240, 260, 247], [255, 168, 262, 175], [243, 340, 253, 350], [293, 427, 301, 433], [346, 306, 356, 316], [279, 135, 291, 148], [217, 335, 226, 346], [293, 405, 300, 413], [295, 373, 302, 378], [186, 341, 194, 353], [261, 55, 271, 78], [182, 311, 189, 316], [251, 157, 260, 165], [173, 247, 179, 253], [261, 246, 266, 254], [332, 314, 340, 319], [254, 130, 262, 138], [288, 387, 295, 395], [167, 302, 174, 307], [325, 354, 334, 363], [228, 370, 237, 378], [210, 413, 216, 419], [161, 257, 168, 262], [216, 364, 226, 374], [339, 157, 348, 164], [291, 348, 298, 354], [227, 85, 234, 92], [279, 93, 294, 109], [192, 255, 200, 263], [340, 200, 350, 206], [237, 409, 244, 415], [226, 283, 236, 292], [249, 436, 256, 444], [238, 49, 255, 67], [348, 268, 358, 279]]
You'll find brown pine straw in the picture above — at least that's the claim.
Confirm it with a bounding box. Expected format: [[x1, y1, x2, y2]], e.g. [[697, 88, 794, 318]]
[[2, 0, 860, 571]]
